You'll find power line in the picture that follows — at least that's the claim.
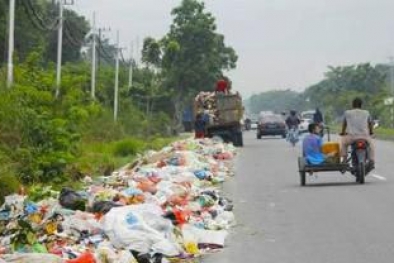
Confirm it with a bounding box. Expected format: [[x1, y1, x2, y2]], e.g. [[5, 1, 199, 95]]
[[23, 0, 59, 31], [63, 20, 85, 47], [21, 0, 52, 32], [120, 49, 127, 65], [96, 46, 114, 64]]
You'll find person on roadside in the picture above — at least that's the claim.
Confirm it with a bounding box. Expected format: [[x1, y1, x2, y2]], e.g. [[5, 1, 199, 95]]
[[313, 108, 324, 137], [245, 118, 252, 130], [340, 97, 375, 165], [194, 113, 206, 139], [303, 123, 335, 165], [313, 108, 324, 124]]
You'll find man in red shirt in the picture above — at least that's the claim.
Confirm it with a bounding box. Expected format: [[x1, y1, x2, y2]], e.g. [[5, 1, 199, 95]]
[[216, 78, 229, 94]]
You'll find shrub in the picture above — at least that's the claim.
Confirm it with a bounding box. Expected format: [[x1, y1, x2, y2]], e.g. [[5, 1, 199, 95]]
[[113, 138, 146, 157], [0, 170, 20, 204]]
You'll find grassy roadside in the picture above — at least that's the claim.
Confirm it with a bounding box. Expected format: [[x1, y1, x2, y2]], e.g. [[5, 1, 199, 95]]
[[74, 136, 182, 178], [327, 125, 394, 140], [0, 135, 184, 203]]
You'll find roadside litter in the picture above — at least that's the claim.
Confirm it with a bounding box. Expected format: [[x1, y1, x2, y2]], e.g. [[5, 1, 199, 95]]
[[0, 138, 237, 263]]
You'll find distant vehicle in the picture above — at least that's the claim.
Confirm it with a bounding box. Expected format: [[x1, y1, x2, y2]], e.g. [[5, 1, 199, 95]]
[[300, 110, 315, 120], [259, 111, 274, 117], [257, 114, 286, 139], [299, 118, 313, 133], [250, 118, 259, 130]]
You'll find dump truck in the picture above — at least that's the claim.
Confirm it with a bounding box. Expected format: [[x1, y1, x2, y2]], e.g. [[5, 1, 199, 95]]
[[194, 92, 244, 147]]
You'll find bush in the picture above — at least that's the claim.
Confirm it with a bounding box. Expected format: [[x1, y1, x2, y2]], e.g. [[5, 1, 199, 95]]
[[0, 171, 20, 205], [113, 138, 146, 157], [149, 137, 173, 150]]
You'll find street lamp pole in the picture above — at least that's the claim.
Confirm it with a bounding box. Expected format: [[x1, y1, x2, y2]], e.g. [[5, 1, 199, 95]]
[[114, 30, 120, 121], [55, 0, 64, 98], [389, 57, 394, 128], [91, 12, 97, 99], [7, 0, 16, 88]]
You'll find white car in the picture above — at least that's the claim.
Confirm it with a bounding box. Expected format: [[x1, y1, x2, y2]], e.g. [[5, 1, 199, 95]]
[[299, 118, 312, 133], [251, 122, 258, 130]]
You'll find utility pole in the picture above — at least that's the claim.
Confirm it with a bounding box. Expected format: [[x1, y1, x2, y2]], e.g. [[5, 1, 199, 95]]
[[91, 12, 97, 99], [7, 0, 16, 88], [55, 0, 74, 98], [390, 57, 394, 128], [128, 43, 134, 91], [55, 0, 64, 98], [114, 30, 120, 121]]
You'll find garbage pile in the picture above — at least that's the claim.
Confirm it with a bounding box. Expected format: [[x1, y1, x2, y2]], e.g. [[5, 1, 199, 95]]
[[194, 92, 243, 125], [194, 92, 217, 124], [0, 138, 237, 263]]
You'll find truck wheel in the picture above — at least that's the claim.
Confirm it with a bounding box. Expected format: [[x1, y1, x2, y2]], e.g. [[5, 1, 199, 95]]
[[257, 133, 262, 140], [237, 133, 244, 147], [233, 132, 243, 147]]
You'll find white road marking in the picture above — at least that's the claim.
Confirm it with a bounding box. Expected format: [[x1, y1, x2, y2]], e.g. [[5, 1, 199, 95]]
[[371, 174, 387, 181]]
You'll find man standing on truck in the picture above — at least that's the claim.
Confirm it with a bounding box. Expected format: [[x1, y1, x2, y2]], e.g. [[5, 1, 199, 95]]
[[215, 76, 229, 94]]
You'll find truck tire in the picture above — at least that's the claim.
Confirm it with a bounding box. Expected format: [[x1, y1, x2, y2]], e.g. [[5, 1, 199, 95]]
[[237, 132, 244, 147], [233, 132, 244, 147]]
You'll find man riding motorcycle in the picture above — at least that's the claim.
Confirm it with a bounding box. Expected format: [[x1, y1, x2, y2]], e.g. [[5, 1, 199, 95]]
[[340, 97, 375, 166], [286, 110, 301, 142]]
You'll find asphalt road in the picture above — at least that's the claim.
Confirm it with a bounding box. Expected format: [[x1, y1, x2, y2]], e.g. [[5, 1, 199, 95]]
[[204, 131, 394, 263]]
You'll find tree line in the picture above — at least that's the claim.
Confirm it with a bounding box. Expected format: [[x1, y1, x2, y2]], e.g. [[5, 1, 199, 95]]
[[247, 63, 393, 127], [0, 0, 238, 191]]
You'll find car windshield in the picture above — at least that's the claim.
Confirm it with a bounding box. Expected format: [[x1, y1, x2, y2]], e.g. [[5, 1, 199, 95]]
[[301, 113, 314, 120], [261, 115, 283, 122]]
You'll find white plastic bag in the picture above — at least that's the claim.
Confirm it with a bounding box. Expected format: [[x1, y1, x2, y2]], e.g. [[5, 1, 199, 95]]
[[101, 205, 181, 256], [2, 253, 65, 263], [182, 224, 228, 247]]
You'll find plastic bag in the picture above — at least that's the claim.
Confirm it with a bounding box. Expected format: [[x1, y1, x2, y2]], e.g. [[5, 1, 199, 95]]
[[97, 241, 136, 263], [59, 188, 86, 211], [91, 201, 121, 215], [65, 252, 96, 263], [101, 205, 181, 256], [2, 253, 64, 263], [182, 224, 228, 248]]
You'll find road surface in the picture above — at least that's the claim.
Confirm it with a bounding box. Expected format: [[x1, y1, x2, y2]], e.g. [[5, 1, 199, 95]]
[[205, 131, 394, 263]]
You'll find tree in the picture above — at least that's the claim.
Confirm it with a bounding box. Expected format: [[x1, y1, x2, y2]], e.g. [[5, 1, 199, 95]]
[[142, 0, 238, 128], [303, 63, 388, 122], [142, 37, 162, 68], [164, 0, 237, 95], [247, 90, 305, 114], [0, 1, 89, 64]]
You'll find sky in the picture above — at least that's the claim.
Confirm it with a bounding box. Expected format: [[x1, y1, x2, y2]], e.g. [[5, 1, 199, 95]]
[[71, 0, 394, 97]]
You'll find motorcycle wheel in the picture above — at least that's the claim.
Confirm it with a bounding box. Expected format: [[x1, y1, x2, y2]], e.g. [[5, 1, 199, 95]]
[[356, 162, 366, 184]]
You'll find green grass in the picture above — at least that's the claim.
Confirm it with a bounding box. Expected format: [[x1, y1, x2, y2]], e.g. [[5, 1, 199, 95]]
[[0, 134, 184, 202], [74, 136, 179, 178], [327, 125, 394, 140]]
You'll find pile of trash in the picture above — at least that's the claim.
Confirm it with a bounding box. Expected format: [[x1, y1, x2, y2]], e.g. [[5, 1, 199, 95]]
[[0, 138, 237, 263], [194, 92, 243, 125]]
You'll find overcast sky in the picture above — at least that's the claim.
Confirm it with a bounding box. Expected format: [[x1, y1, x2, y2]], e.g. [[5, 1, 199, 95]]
[[71, 0, 394, 97]]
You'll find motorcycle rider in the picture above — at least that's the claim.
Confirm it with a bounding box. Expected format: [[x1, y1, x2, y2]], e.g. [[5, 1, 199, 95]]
[[340, 97, 375, 166], [286, 110, 301, 141]]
